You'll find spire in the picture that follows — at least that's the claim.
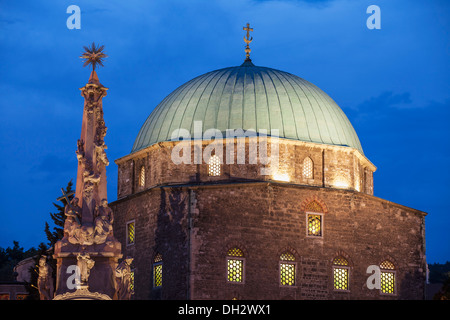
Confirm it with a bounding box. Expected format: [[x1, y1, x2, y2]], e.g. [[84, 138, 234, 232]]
[[243, 23, 253, 62], [52, 44, 124, 300], [88, 70, 102, 85]]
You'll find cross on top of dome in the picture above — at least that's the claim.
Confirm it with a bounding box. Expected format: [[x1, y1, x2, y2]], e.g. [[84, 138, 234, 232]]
[[243, 23, 253, 61]]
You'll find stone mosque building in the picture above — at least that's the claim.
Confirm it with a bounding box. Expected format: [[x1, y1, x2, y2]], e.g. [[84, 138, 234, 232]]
[[110, 26, 427, 300]]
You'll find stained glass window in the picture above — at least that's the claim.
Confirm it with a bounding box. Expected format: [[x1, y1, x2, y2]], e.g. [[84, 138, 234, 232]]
[[153, 253, 163, 288], [333, 257, 349, 290], [380, 260, 395, 294], [303, 157, 313, 179], [227, 248, 244, 283], [208, 155, 221, 176], [280, 252, 296, 286]]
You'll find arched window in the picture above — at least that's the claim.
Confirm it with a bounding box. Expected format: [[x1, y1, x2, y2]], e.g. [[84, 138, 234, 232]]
[[279, 252, 296, 286], [333, 256, 349, 291], [226, 248, 244, 283], [305, 200, 324, 237], [303, 157, 313, 179], [208, 155, 221, 177], [380, 260, 396, 294], [139, 165, 145, 187], [153, 253, 163, 288]]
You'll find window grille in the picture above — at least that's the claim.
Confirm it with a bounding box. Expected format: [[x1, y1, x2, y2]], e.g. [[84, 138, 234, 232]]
[[227, 248, 244, 283], [139, 166, 145, 187], [333, 256, 349, 290], [303, 157, 313, 179], [380, 260, 395, 294], [280, 252, 296, 286], [130, 270, 135, 293], [305, 200, 323, 213], [153, 253, 163, 288], [307, 214, 322, 237], [208, 155, 221, 176], [127, 221, 135, 245]]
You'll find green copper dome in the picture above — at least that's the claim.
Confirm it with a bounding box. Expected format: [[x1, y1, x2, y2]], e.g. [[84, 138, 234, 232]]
[[132, 61, 363, 154]]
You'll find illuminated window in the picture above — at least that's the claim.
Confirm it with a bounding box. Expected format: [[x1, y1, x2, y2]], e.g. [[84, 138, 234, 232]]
[[126, 221, 135, 245], [280, 252, 296, 286], [15, 294, 28, 300], [333, 256, 349, 291], [303, 157, 313, 179], [307, 213, 322, 237], [139, 165, 145, 187], [305, 200, 324, 237], [380, 260, 396, 294], [208, 155, 221, 176], [130, 269, 135, 293], [227, 248, 244, 283], [153, 253, 163, 288], [0, 294, 10, 300]]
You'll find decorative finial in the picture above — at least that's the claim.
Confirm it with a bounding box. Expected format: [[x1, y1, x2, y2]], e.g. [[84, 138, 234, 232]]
[[80, 42, 108, 71], [243, 23, 253, 61]]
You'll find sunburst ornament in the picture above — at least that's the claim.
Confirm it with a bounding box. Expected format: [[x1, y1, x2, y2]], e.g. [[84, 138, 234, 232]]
[[80, 42, 108, 71]]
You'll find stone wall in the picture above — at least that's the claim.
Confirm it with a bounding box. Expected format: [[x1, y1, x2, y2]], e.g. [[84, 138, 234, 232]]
[[111, 181, 426, 300], [112, 188, 190, 300], [115, 139, 376, 200]]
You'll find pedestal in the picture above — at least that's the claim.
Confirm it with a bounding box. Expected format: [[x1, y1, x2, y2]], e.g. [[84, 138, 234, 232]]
[[53, 239, 122, 300]]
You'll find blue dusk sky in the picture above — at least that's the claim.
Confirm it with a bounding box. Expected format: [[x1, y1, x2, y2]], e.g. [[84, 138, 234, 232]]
[[0, 0, 449, 264]]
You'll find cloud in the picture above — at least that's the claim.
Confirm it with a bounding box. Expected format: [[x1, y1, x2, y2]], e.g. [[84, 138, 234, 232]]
[[356, 91, 412, 112]]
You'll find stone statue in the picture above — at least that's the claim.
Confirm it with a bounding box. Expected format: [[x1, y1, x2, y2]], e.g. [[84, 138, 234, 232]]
[[95, 142, 109, 166], [64, 197, 82, 244], [37, 256, 54, 300], [76, 139, 85, 162], [77, 253, 95, 287], [63, 197, 95, 245], [115, 257, 134, 300], [94, 199, 114, 244]]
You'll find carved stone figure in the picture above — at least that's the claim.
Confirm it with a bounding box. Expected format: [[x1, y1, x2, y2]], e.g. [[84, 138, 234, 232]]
[[95, 141, 109, 166], [64, 197, 82, 244], [77, 253, 95, 287], [83, 171, 101, 203], [37, 256, 54, 300], [76, 139, 85, 162], [115, 257, 134, 300], [94, 199, 114, 244], [63, 197, 94, 245]]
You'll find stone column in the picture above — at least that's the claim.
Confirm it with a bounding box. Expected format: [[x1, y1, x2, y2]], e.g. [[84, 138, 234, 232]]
[[53, 71, 123, 300]]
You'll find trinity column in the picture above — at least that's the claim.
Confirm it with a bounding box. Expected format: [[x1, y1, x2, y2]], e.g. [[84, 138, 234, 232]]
[[50, 44, 131, 300]]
